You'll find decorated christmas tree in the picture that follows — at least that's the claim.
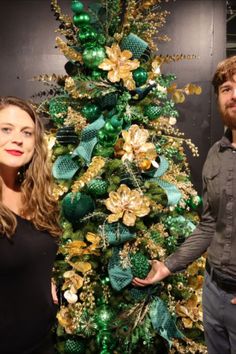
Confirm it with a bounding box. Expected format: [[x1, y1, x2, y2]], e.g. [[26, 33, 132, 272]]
[[37, 0, 207, 353]]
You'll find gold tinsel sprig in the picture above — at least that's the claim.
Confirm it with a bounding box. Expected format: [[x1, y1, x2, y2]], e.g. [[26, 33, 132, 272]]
[[56, 37, 83, 63], [51, 0, 76, 44], [72, 156, 106, 192], [155, 54, 198, 67], [64, 107, 87, 133]]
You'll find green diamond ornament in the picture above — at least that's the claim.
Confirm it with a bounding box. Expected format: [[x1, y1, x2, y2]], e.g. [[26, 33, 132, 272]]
[[87, 179, 108, 197], [144, 104, 162, 120], [64, 338, 86, 354], [130, 252, 151, 279]]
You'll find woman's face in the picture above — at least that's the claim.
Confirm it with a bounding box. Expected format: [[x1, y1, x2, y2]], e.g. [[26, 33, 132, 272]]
[[0, 105, 35, 170]]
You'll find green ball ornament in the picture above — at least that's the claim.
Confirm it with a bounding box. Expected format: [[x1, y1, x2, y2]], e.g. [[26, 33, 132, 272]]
[[91, 69, 102, 80], [82, 46, 106, 69], [132, 67, 148, 86], [144, 104, 162, 120], [104, 121, 117, 134], [87, 179, 108, 197], [110, 115, 123, 129], [81, 103, 101, 122], [62, 192, 95, 227], [73, 12, 91, 27], [130, 253, 151, 279], [77, 25, 98, 45], [71, 0, 84, 14], [64, 338, 86, 354]]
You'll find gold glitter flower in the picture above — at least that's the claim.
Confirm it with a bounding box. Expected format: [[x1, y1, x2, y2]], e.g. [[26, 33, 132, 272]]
[[57, 306, 75, 333], [62, 270, 84, 293], [105, 184, 150, 226], [176, 293, 203, 329], [121, 124, 157, 170], [98, 43, 140, 90]]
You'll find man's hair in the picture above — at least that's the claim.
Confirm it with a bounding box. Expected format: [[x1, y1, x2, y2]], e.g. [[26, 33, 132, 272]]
[[212, 56, 236, 94], [0, 96, 61, 238]]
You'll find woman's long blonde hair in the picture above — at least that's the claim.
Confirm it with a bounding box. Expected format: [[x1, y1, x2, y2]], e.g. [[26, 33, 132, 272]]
[[0, 96, 61, 238]]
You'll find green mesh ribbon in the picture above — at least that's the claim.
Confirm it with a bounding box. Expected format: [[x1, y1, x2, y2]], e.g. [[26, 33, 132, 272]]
[[149, 297, 184, 347], [52, 155, 79, 180], [121, 33, 149, 59], [108, 247, 132, 291], [104, 222, 136, 246], [151, 156, 182, 206], [72, 115, 105, 164]]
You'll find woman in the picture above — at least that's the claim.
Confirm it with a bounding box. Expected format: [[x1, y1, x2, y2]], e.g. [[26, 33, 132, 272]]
[[0, 96, 61, 354]]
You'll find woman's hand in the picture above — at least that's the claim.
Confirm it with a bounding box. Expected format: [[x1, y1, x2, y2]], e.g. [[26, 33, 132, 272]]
[[51, 279, 59, 305], [231, 297, 236, 304], [132, 260, 171, 287]]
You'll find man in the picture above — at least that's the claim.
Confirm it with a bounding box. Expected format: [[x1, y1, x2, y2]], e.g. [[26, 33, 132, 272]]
[[133, 56, 236, 354]]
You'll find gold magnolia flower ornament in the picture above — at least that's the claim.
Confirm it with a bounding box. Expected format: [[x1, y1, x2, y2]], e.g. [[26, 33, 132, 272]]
[[121, 124, 157, 170], [98, 43, 140, 90], [105, 184, 150, 226]]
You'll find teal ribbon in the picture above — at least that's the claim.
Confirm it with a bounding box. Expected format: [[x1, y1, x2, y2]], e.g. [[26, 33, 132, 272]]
[[151, 156, 182, 206], [52, 155, 79, 180], [149, 297, 184, 347], [121, 33, 149, 59], [104, 222, 136, 246], [108, 247, 133, 291], [72, 115, 105, 165]]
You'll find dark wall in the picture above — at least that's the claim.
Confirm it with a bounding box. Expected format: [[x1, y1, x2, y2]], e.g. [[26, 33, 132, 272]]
[[0, 0, 226, 194]]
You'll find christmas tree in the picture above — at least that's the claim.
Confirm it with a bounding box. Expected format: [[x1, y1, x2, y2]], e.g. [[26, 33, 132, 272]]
[[37, 0, 207, 353]]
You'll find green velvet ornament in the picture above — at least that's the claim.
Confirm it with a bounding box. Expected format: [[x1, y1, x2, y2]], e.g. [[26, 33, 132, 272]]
[[130, 252, 151, 279], [82, 46, 106, 69], [144, 104, 162, 120], [81, 103, 101, 122], [77, 25, 98, 46], [132, 67, 148, 86], [62, 192, 95, 227], [87, 179, 108, 197], [71, 0, 84, 14], [64, 338, 86, 354], [73, 12, 91, 27]]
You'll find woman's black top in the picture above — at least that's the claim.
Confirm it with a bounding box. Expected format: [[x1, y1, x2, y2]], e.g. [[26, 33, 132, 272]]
[[0, 215, 58, 354]]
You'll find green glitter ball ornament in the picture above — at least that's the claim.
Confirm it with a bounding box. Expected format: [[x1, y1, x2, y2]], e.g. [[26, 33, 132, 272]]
[[49, 96, 69, 125], [130, 252, 151, 279], [144, 104, 162, 120], [73, 12, 91, 27], [71, 0, 84, 14], [87, 179, 108, 197], [132, 67, 148, 86], [64, 338, 86, 354], [82, 46, 106, 69]]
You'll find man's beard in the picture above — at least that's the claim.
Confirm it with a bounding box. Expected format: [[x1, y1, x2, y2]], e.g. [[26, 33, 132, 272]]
[[220, 102, 236, 129]]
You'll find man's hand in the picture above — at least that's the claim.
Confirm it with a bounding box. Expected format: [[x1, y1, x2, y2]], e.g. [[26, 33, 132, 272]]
[[231, 297, 236, 304], [132, 260, 171, 287]]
